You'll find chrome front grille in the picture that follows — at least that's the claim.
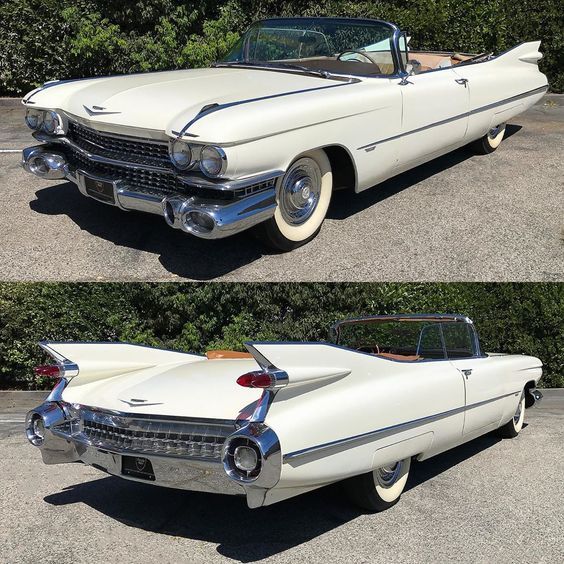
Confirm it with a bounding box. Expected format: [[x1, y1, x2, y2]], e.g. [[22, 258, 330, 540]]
[[68, 146, 191, 198], [80, 410, 236, 461], [68, 121, 171, 169]]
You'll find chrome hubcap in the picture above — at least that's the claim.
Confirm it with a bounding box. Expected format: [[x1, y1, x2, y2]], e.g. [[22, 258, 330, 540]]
[[279, 158, 322, 225], [488, 124, 503, 139], [377, 460, 402, 487]]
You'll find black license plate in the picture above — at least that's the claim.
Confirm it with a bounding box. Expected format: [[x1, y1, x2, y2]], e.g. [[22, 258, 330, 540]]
[[84, 175, 115, 204], [122, 456, 155, 481]]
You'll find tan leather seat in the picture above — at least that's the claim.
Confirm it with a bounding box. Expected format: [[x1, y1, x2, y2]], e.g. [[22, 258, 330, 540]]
[[206, 350, 253, 360], [376, 352, 421, 362]]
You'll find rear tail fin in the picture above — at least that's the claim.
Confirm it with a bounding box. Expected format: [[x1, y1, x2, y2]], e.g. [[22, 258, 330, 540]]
[[496, 41, 543, 65], [39, 341, 204, 385], [244, 342, 351, 388]]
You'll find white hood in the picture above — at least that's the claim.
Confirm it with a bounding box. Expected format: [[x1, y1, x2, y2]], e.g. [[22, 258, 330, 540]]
[[23, 67, 334, 138]]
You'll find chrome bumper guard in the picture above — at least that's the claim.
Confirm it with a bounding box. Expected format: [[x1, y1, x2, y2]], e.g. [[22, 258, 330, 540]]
[[22, 143, 281, 239], [526, 387, 543, 408]]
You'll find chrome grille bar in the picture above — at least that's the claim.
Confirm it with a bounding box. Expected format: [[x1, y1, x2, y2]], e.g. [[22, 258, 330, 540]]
[[68, 121, 171, 169]]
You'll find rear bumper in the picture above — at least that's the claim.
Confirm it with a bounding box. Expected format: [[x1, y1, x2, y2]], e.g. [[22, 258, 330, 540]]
[[25, 401, 282, 507], [22, 143, 280, 239], [25, 401, 243, 495]]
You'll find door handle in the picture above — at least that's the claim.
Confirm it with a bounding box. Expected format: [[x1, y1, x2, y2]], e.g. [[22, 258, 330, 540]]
[[461, 369, 473, 378], [455, 78, 469, 87]]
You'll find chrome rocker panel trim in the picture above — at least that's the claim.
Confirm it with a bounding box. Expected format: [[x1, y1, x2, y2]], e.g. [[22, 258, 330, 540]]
[[21, 144, 281, 239]]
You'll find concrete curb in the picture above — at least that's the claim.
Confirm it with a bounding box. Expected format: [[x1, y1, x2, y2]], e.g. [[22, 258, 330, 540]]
[[0, 98, 23, 107]]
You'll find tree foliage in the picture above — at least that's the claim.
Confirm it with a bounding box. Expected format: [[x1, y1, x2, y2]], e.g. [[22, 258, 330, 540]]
[[0, 283, 561, 390], [1, 0, 562, 95]]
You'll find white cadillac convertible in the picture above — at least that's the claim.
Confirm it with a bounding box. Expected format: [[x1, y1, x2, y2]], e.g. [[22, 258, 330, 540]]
[[21, 17, 548, 250], [26, 314, 543, 511]]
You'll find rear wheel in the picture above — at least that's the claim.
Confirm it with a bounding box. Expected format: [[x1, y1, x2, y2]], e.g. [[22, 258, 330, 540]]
[[496, 392, 525, 438], [344, 457, 411, 512], [259, 149, 333, 251], [471, 123, 506, 154]]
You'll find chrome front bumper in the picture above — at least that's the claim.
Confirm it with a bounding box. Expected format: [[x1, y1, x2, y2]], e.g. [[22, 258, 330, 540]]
[[22, 144, 280, 239]]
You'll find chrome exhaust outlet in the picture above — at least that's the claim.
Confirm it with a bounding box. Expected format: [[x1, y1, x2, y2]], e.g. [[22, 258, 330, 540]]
[[161, 187, 277, 239], [21, 145, 68, 180]]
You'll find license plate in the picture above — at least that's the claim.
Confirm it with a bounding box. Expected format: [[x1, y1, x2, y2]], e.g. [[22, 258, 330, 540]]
[[83, 175, 115, 204], [122, 456, 155, 481]]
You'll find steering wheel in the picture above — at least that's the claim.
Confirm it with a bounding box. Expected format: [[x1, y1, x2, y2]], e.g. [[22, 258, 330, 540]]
[[337, 50, 378, 64]]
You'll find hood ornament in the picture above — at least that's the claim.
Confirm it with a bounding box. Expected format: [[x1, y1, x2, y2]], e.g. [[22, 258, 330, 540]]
[[83, 104, 122, 116], [119, 398, 163, 407]]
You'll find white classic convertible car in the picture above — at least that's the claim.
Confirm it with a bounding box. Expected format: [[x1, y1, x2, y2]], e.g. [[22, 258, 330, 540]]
[[26, 314, 543, 511], [21, 17, 548, 250]]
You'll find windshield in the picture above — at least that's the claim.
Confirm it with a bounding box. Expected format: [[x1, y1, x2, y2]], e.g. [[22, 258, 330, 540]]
[[333, 318, 478, 361], [221, 18, 398, 77]]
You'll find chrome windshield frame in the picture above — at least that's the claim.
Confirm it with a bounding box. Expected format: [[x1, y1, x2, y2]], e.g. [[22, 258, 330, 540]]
[[221, 16, 404, 79]]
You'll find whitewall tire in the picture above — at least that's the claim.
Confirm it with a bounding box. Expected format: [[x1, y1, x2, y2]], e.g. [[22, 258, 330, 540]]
[[260, 149, 333, 251], [497, 392, 525, 438], [472, 123, 506, 154], [344, 456, 411, 511]]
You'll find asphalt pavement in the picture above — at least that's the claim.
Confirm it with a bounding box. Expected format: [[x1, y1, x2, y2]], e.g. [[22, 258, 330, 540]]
[[0, 96, 562, 281], [1, 390, 563, 563]]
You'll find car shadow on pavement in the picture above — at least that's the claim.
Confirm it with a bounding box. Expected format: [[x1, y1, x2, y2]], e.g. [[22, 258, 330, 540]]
[[328, 124, 522, 221], [43, 433, 502, 562], [29, 183, 269, 280]]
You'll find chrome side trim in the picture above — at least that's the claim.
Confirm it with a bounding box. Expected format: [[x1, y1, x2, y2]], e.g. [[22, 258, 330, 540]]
[[283, 390, 521, 462], [175, 81, 356, 138], [358, 84, 548, 151]]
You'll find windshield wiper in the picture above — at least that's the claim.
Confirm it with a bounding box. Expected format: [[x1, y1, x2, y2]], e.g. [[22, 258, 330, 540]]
[[213, 60, 332, 79]]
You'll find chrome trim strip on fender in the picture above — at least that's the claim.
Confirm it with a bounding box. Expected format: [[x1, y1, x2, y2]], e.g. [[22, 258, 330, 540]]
[[357, 84, 548, 151], [283, 390, 521, 462], [175, 81, 357, 138]]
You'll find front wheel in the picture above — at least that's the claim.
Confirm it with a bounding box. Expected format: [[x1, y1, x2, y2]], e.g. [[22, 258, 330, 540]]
[[496, 392, 525, 438], [259, 149, 333, 251], [344, 457, 411, 512], [471, 123, 506, 154]]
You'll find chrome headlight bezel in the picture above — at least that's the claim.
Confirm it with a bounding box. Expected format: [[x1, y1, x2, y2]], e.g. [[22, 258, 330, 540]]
[[42, 110, 62, 135], [25, 108, 44, 131], [200, 145, 227, 178], [169, 138, 194, 170], [25, 108, 66, 135]]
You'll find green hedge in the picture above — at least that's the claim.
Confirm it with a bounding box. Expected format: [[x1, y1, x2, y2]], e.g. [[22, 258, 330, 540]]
[[0, 283, 561, 390], [0, 0, 562, 96]]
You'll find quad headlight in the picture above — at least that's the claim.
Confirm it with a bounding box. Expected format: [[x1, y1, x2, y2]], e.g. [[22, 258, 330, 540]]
[[25, 108, 66, 135], [169, 139, 193, 170], [42, 110, 61, 134], [169, 139, 228, 177], [200, 145, 227, 177], [25, 108, 44, 130]]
